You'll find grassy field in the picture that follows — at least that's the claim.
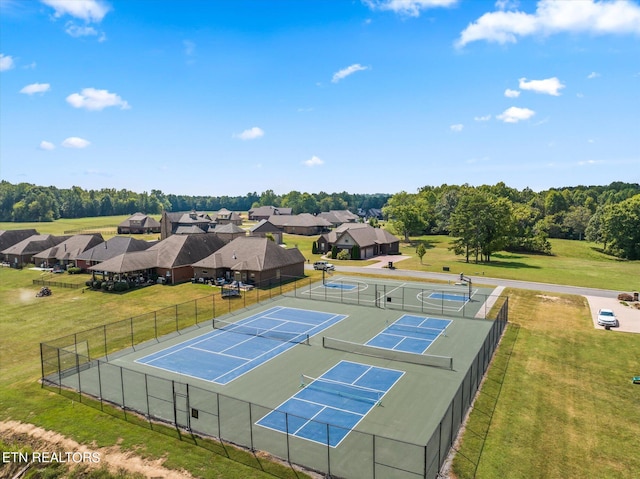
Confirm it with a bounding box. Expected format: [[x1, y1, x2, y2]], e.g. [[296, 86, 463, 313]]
[[3, 216, 638, 290], [2, 216, 640, 478], [452, 289, 640, 479], [0, 267, 314, 479]]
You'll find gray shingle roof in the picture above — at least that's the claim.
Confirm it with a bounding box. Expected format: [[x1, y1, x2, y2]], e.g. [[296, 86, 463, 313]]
[[267, 213, 332, 228], [192, 236, 304, 271], [33, 234, 104, 261], [0, 229, 39, 252], [90, 233, 225, 273], [76, 236, 153, 262], [1, 234, 70, 255]]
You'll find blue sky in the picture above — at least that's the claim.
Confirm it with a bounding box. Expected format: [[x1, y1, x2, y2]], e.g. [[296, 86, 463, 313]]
[[1, 0, 639, 196]]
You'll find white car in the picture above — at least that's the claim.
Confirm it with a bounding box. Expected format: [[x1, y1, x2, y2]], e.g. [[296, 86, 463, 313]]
[[597, 308, 618, 327], [313, 261, 335, 271]]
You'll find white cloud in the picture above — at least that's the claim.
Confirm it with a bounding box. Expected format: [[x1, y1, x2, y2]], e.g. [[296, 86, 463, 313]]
[[65, 23, 98, 38], [450, 123, 464, 132], [497, 106, 535, 123], [20, 83, 51, 95], [332, 64, 369, 83], [233, 127, 265, 140], [303, 155, 324, 167], [66, 88, 130, 111], [519, 77, 565, 96], [474, 114, 492, 121], [0, 54, 15, 71], [587, 71, 600, 79], [41, 0, 110, 22], [576, 92, 585, 98], [39, 141, 55, 151], [504, 88, 520, 98], [62, 137, 91, 148], [364, 0, 458, 17], [456, 0, 640, 48], [495, 0, 519, 10]]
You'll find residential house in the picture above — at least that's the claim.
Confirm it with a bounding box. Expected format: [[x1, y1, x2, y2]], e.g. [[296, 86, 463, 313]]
[[90, 233, 225, 285], [248, 219, 283, 244], [192, 236, 305, 285], [248, 205, 292, 221], [76, 236, 154, 271], [317, 223, 400, 259], [213, 223, 246, 243], [358, 208, 384, 221], [117, 213, 161, 234], [33, 234, 105, 269], [160, 210, 213, 239], [0, 229, 39, 255], [267, 213, 332, 236], [2, 234, 70, 268], [317, 210, 360, 227], [212, 208, 243, 226]]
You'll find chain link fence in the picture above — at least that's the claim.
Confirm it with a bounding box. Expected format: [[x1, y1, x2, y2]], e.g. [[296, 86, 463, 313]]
[[41, 277, 508, 479]]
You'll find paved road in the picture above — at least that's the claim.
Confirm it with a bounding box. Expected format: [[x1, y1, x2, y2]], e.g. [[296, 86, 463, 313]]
[[305, 264, 622, 299]]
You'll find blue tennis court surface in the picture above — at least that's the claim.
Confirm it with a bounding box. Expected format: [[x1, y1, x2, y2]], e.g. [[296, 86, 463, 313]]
[[366, 314, 451, 354], [136, 306, 347, 384], [323, 282, 357, 291], [428, 292, 468, 302], [257, 361, 404, 447]]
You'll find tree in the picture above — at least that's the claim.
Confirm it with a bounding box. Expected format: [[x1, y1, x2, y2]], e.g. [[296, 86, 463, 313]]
[[600, 195, 640, 259], [382, 191, 432, 241], [563, 206, 592, 240], [312, 241, 318, 254], [351, 244, 360, 260], [450, 190, 514, 263], [331, 245, 338, 259], [416, 243, 426, 264]]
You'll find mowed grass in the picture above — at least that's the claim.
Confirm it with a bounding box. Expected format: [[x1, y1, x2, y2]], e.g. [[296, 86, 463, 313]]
[[3, 216, 638, 290], [0, 267, 311, 479], [398, 235, 640, 291], [452, 289, 640, 479]]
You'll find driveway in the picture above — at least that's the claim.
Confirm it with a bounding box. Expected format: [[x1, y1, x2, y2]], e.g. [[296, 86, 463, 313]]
[[585, 296, 640, 333]]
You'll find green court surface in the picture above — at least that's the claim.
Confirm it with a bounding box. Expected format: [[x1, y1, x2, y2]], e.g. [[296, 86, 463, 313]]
[[43, 277, 507, 479]]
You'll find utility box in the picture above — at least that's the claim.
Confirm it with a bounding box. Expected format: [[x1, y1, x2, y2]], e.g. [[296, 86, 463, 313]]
[[634, 292, 639, 301]]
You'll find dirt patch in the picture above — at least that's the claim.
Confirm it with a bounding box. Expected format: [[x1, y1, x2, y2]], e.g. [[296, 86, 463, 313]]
[[0, 420, 194, 478]]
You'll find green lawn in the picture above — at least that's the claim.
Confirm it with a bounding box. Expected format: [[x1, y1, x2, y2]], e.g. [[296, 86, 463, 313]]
[[452, 289, 640, 479], [3, 217, 638, 290], [396, 235, 640, 291], [0, 267, 311, 479]]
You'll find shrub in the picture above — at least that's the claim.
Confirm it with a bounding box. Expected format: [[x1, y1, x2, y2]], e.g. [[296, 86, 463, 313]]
[[101, 282, 108, 291], [93, 280, 102, 289], [114, 282, 129, 292], [85, 280, 92, 287], [67, 267, 81, 275], [618, 293, 634, 301], [337, 249, 350, 260]]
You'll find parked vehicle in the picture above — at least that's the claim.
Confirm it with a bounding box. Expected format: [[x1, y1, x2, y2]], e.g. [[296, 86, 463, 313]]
[[597, 308, 618, 327], [313, 261, 335, 271]]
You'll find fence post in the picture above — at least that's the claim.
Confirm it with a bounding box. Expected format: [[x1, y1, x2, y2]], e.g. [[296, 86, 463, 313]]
[[120, 367, 127, 420], [39, 344, 45, 388], [103, 325, 108, 359]]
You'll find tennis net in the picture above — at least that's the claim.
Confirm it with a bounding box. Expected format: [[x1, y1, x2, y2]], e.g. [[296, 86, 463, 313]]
[[322, 336, 453, 370], [213, 319, 310, 345], [300, 374, 384, 406]]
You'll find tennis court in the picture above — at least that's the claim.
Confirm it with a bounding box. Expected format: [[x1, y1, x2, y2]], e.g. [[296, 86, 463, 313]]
[[136, 306, 347, 384], [257, 360, 404, 447], [42, 277, 508, 479], [367, 314, 451, 354], [302, 275, 487, 316]]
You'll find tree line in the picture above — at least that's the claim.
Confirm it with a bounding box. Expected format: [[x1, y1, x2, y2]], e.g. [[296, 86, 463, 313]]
[[0, 181, 389, 223], [382, 182, 640, 261]]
